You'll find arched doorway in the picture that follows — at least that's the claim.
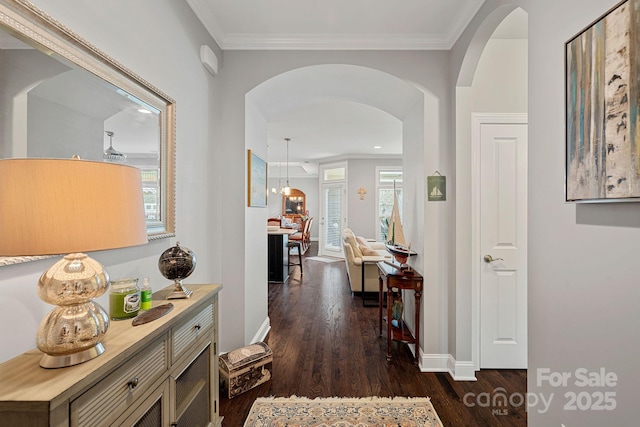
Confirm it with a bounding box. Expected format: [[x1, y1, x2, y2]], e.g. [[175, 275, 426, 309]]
[[455, 6, 529, 376], [245, 63, 428, 351], [246, 64, 424, 258]]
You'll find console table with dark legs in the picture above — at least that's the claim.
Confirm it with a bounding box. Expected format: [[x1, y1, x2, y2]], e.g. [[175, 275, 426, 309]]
[[377, 261, 423, 365]]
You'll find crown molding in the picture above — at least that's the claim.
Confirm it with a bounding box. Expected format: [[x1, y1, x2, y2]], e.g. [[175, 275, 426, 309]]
[[187, 0, 486, 51], [222, 33, 452, 51]]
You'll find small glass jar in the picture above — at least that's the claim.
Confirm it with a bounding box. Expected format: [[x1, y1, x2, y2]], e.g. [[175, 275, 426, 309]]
[[109, 278, 140, 320]]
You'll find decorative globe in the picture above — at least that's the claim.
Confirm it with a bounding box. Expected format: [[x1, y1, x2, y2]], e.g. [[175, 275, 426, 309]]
[[158, 242, 196, 285]]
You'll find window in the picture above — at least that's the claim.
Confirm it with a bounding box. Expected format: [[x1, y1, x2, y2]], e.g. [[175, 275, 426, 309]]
[[139, 169, 160, 220], [376, 167, 403, 242], [323, 166, 345, 181]]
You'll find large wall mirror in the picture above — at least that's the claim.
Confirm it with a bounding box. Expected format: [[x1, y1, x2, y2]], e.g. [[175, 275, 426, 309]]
[[0, 0, 176, 266], [283, 188, 306, 216]]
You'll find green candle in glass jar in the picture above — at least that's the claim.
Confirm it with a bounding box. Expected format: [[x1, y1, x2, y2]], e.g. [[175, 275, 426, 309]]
[[109, 278, 140, 320]]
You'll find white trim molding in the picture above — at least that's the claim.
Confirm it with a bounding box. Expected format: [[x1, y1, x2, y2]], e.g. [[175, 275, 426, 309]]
[[250, 316, 271, 345], [418, 349, 478, 381], [185, 0, 485, 51]]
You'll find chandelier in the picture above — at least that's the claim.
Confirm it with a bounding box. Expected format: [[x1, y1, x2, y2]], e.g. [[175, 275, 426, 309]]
[[103, 131, 126, 162]]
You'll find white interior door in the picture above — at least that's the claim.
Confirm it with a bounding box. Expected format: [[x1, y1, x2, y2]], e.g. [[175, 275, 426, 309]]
[[319, 183, 345, 257], [478, 117, 528, 369]]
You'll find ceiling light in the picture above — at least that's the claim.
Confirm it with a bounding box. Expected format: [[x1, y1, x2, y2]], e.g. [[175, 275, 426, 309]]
[[374, 145, 382, 149], [104, 131, 126, 162]]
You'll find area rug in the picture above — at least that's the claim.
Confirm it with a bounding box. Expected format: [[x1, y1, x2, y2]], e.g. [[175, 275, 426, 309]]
[[243, 396, 444, 427], [306, 256, 342, 263]]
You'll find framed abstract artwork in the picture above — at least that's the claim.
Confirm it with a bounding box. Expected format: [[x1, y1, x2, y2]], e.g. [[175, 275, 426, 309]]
[[566, 0, 640, 202], [248, 149, 267, 207]]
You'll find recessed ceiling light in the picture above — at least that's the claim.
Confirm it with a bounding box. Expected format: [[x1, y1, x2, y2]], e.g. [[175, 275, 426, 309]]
[[373, 145, 382, 149]]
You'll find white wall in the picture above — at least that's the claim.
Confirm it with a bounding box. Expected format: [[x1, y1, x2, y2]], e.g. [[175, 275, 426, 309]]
[[0, 0, 223, 364], [244, 99, 269, 344], [526, 0, 638, 425], [455, 0, 638, 424], [0, 50, 69, 157], [345, 158, 402, 239], [472, 39, 528, 113]]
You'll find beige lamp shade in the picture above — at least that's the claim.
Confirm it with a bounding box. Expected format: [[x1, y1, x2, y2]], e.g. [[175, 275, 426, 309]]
[[0, 158, 148, 256]]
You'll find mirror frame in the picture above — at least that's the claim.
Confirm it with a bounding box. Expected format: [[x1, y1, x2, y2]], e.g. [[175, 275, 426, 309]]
[[282, 188, 306, 216], [0, 0, 176, 266]]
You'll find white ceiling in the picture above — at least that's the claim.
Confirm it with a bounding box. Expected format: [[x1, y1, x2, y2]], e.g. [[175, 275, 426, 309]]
[[186, 1, 527, 176]]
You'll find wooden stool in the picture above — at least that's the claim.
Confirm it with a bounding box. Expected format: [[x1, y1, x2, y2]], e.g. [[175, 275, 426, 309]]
[[287, 240, 303, 274]]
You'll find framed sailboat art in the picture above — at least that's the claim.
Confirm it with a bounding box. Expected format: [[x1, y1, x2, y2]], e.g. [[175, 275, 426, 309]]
[[427, 173, 446, 201]]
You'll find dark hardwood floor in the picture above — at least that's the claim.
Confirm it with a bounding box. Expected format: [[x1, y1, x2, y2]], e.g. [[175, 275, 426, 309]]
[[220, 243, 527, 426]]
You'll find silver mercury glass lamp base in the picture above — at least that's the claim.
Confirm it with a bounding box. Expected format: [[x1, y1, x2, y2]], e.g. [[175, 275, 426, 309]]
[[40, 342, 105, 369]]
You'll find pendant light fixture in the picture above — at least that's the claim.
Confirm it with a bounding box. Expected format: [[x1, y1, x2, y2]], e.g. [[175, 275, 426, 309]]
[[283, 137, 291, 196], [104, 131, 126, 162]]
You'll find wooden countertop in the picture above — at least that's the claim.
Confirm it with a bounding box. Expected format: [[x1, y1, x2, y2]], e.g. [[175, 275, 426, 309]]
[[268, 227, 298, 235]]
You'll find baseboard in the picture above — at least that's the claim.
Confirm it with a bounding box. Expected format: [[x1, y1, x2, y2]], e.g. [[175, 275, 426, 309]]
[[250, 316, 271, 344], [449, 358, 478, 381], [418, 351, 450, 373], [418, 350, 477, 381]]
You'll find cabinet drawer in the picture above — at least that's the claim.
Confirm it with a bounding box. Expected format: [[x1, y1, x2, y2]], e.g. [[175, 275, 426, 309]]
[[172, 303, 213, 362], [71, 338, 168, 427]]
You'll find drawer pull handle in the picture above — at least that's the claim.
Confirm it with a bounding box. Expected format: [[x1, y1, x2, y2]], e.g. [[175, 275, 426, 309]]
[[127, 377, 139, 390], [194, 324, 201, 331]]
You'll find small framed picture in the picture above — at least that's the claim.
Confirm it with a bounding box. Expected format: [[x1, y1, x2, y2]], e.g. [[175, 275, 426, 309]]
[[427, 174, 446, 201], [248, 149, 267, 207]]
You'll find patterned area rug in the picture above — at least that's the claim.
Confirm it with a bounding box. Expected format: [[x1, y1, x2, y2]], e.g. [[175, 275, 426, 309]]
[[243, 396, 444, 427]]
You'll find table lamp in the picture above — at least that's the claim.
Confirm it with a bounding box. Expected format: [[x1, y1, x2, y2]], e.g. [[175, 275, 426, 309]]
[[0, 158, 148, 368]]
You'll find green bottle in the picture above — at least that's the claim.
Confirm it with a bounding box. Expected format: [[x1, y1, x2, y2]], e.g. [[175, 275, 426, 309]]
[[140, 277, 152, 311]]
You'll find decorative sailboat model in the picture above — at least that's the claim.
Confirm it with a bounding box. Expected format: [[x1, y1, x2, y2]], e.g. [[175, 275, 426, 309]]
[[385, 182, 417, 270]]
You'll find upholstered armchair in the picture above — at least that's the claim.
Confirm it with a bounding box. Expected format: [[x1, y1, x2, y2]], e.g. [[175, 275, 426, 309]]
[[341, 228, 390, 293]]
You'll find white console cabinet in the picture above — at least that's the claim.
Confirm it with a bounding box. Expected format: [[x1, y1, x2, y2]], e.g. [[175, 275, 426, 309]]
[[0, 284, 222, 427]]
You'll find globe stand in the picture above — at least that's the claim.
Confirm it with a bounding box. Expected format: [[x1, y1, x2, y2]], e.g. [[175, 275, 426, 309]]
[[167, 280, 193, 299], [158, 242, 196, 300]]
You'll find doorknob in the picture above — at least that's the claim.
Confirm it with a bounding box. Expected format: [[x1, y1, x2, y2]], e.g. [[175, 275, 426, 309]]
[[483, 254, 503, 263]]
